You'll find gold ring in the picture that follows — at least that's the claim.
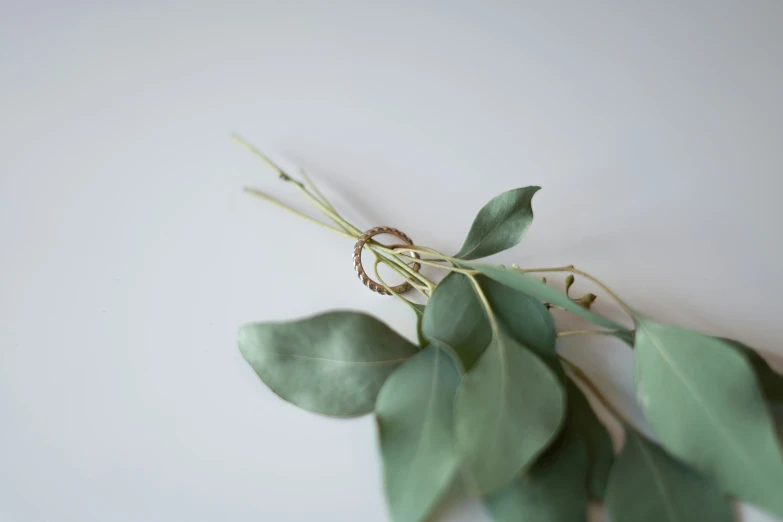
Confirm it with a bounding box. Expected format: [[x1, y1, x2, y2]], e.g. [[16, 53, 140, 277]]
[[353, 227, 421, 295]]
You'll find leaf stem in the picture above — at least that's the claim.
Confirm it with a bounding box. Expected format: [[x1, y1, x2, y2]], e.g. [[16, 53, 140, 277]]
[[560, 355, 634, 428], [243, 188, 354, 239], [299, 168, 337, 213], [373, 257, 429, 302], [557, 329, 625, 338], [520, 265, 634, 316], [467, 274, 500, 333]]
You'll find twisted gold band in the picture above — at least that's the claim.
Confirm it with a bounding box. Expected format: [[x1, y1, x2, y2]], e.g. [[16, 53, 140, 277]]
[[353, 227, 421, 295]]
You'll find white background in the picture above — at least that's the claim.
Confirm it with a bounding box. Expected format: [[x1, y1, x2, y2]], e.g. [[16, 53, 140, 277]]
[[2, 2, 782, 521]]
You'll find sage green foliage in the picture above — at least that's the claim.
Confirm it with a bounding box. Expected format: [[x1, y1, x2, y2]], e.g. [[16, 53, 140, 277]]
[[238, 172, 783, 522], [463, 262, 627, 331], [605, 431, 734, 522], [376, 342, 461, 522], [633, 317, 783, 517], [484, 380, 611, 521], [724, 338, 783, 404], [566, 380, 614, 501], [454, 327, 566, 494], [485, 430, 588, 522], [238, 311, 418, 417], [479, 275, 556, 365], [422, 273, 490, 370], [454, 186, 540, 260]]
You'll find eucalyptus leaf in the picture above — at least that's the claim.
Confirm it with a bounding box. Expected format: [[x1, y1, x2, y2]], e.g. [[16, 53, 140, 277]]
[[634, 317, 783, 517], [485, 430, 588, 522], [455, 186, 540, 260], [567, 379, 614, 501], [479, 275, 557, 365], [422, 273, 491, 370], [238, 311, 418, 417], [454, 327, 566, 494], [723, 338, 783, 404], [605, 431, 734, 522], [462, 263, 628, 332], [376, 342, 461, 522]]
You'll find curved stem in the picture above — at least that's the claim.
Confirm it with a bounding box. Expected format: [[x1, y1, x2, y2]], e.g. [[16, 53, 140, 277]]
[[467, 274, 500, 333], [560, 355, 634, 428], [557, 329, 625, 338], [376, 256, 430, 297], [374, 258, 428, 304], [520, 265, 634, 316], [376, 249, 436, 292]]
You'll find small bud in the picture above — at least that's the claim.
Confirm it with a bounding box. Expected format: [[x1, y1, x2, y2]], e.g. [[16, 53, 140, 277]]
[[511, 263, 520, 269], [565, 275, 575, 295], [540, 277, 547, 284], [577, 293, 597, 309]]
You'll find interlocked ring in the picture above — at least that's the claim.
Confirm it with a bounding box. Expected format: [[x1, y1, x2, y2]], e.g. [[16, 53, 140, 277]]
[[353, 227, 421, 295]]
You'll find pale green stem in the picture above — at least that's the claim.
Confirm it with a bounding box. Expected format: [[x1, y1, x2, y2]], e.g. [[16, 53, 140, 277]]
[[376, 254, 430, 297], [243, 188, 353, 239], [299, 168, 337, 213], [560, 355, 632, 428], [374, 258, 428, 304], [519, 265, 634, 316], [557, 329, 624, 338], [388, 251, 475, 275], [374, 248, 435, 292], [467, 274, 500, 333]]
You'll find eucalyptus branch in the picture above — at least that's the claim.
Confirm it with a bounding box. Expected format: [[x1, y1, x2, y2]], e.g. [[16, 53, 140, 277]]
[[237, 157, 781, 521]]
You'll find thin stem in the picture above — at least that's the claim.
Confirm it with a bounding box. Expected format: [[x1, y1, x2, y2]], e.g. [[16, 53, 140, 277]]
[[468, 275, 500, 333], [299, 168, 337, 213], [295, 184, 361, 235], [377, 255, 430, 297], [380, 248, 476, 275], [233, 134, 360, 237], [560, 355, 633, 428], [520, 265, 634, 316], [233, 134, 287, 178], [243, 188, 354, 239], [236, 136, 438, 297], [557, 329, 624, 338], [374, 258, 428, 303], [374, 249, 435, 292]]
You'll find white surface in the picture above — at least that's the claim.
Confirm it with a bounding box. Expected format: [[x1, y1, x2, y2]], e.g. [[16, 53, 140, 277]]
[[2, 2, 782, 521]]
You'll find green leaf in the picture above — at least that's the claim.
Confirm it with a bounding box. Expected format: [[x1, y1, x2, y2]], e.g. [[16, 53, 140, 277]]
[[634, 317, 783, 517], [462, 263, 627, 332], [479, 275, 556, 364], [567, 379, 614, 501], [455, 186, 540, 260], [422, 273, 491, 370], [723, 338, 783, 404], [376, 342, 462, 522], [484, 430, 588, 522], [605, 431, 733, 522], [454, 327, 566, 494], [410, 303, 427, 348], [238, 311, 418, 417]]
